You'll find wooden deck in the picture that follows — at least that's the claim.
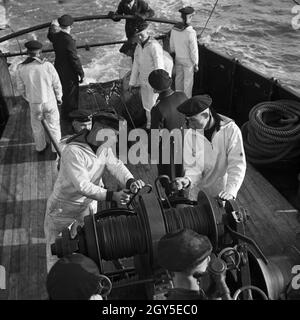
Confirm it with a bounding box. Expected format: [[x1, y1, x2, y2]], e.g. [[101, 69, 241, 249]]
[[0, 89, 299, 299]]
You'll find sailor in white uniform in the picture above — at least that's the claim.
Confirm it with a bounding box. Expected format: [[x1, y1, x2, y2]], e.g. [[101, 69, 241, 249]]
[[170, 6, 199, 98], [16, 40, 62, 154], [44, 112, 145, 271], [129, 21, 172, 129], [175, 95, 246, 201]]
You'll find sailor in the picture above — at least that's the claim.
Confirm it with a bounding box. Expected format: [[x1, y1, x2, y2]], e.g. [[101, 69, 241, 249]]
[[47, 14, 84, 119], [174, 95, 246, 201], [148, 69, 187, 194], [108, 0, 155, 55], [44, 111, 145, 271], [68, 109, 93, 133], [16, 40, 62, 154], [169, 6, 199, 98], [46, 253, 104, 300], [129, 21, 169, 129], [157, 229, 231, 300]]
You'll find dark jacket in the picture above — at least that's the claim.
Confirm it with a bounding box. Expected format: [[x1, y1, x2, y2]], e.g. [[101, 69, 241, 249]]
[[150, 89, 187, 192], [116, 0, 154, 39], [166, 288, 207, 300], [150, 89, 186, 131], [47, 28, 84, 84]]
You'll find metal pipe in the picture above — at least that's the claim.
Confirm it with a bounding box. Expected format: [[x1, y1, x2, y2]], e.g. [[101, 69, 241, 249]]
[[0, 14, 178, 43], [41, 119, 61, 157], [0, 35, 167, 58]]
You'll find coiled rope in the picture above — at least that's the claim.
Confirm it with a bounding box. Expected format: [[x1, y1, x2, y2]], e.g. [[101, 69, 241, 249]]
[[241, 100, 300, 165]]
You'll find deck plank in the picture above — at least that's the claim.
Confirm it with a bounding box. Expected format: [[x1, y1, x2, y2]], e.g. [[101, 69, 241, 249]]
[[0, 88, 299, 300]]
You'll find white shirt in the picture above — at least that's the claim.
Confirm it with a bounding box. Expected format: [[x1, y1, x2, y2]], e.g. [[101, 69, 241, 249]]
[[53, 141, 134, 205], [16, 57, 62, 104], [170, 25, 199, 66], [183, 116, 246, 199], [129, 38, 165, 86]]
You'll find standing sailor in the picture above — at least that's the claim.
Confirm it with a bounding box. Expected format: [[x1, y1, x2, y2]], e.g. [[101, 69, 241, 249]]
[[148, 69, 187, 194], [47, 14, 84, 119], [175, 95, 246, 201], [44, 112, 145, 271], [129, 22, 167, 129], [169, 6, 199, 98], [16, 40, 62, 154]]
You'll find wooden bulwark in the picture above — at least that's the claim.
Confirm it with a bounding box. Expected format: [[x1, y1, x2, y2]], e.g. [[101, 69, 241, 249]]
[[0, 88, 299, 299]]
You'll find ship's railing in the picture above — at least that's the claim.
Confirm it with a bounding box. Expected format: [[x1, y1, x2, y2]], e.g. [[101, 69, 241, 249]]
[[0, 14, 177, 44]]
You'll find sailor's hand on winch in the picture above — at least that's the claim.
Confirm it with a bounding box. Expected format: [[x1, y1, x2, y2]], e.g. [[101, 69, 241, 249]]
[[112, 190, 131, 206], [174, 177, 191, 190], [218, 191, 234, 201], [129, 179, 145, 194]]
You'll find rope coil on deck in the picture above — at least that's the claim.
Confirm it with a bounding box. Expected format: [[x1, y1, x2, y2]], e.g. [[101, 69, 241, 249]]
[[241, 100, 300, 165]]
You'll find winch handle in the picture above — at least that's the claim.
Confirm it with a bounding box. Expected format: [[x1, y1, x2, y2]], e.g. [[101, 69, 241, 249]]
[[233, 285, 268, 300], [126, 184, 152, 209]]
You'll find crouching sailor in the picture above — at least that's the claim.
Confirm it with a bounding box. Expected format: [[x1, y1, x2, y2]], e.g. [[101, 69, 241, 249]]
[[16, 40, 62, 154], [44, 112, 145, 271], [175, 95, 246, 201], [157, 229, 232, 300]]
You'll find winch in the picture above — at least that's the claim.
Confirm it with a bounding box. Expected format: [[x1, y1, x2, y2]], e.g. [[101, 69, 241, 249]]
[[50, 175, 297, 300]]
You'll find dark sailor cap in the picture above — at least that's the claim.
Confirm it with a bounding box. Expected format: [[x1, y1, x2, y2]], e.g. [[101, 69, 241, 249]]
[[24, 40, 43, 51], [179, 6, 195, 15], [92, 111, 125, 131], [46, 253, 102, 300], [134, 21, 149, 35], [157, 229, 213, 272], [69, 109, 93, 122], [58, 14, 74, 27], [177, 94, 212, 117], [148, 69, 172, 91]]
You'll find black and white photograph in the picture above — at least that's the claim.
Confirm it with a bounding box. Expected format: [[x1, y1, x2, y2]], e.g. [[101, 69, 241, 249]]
[[0, 0, 299, 308]]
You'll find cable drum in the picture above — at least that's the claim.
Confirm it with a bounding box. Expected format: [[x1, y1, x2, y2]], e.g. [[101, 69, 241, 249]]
[[241, 100, 300, 165], [163, 204, 216, 244], [95, 215, 148, 261]]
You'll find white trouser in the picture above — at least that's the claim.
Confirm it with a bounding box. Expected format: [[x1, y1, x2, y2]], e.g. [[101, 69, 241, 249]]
[[140, 83, 158, 129], [30, 101, 61, 152], [44, 193, 98, 272], [175, 58, 194, 98]]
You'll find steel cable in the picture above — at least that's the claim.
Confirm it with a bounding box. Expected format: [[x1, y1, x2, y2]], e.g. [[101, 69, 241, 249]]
[[241, 100, 300, 165], [164, 204, 214, 237]]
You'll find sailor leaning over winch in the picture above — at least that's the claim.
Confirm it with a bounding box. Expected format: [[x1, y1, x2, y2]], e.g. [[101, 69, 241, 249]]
[[44, 112, 145, 272], [169, 6, 199, 98], [175, 95, 247, 201], [16, 40, 62, 155]]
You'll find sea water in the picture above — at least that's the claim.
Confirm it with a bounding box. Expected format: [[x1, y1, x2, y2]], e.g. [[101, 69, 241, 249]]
[[0, 0, 299, 93]]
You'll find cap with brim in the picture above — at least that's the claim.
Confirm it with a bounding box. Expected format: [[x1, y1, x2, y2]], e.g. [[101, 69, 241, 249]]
[[179, 6, 195, 15], [58, 14, 74, 27], [134, 21, 149, 35], [92, 111, 124, 131], [148, 69, 172, 91], [46, 253, 101, 300], [25, 40, 43, 51], [177, 94, 212, 117], [69, 109, 92, 122], [157, 229, 213, 272]]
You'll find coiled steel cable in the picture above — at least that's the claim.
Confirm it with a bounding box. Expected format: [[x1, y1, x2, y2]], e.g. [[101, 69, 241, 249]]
[[164, 204, 214, 237], [241, 100, 300, 165], [96, 215, 147, 260]]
